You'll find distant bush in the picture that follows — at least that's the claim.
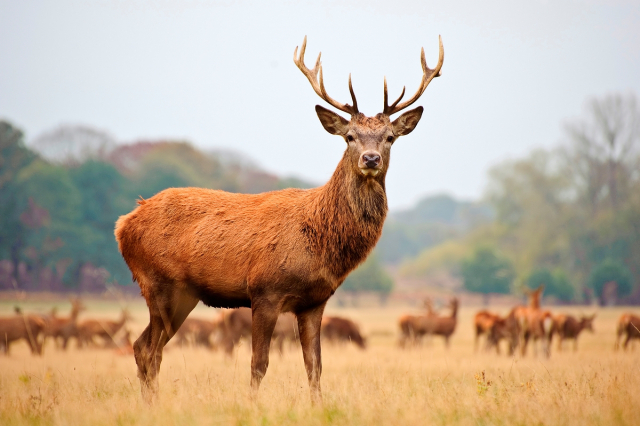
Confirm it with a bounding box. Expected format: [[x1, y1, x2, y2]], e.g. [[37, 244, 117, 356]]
[[527, 268, 574, 302], [461, 246, 514, 304]]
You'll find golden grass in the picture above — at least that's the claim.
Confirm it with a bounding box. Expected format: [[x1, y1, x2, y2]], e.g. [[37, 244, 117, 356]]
[[1, 301, 639, 425]]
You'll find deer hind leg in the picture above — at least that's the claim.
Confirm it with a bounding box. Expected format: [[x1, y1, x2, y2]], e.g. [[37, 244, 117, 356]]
[[134, 284, 198, 404], [249, 300, 280, 397], [297, 302, 327, 405]]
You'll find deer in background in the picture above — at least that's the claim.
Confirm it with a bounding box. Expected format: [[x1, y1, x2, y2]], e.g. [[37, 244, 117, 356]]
[[615, 313, 640, 351], [321, 316, 366, 349], [398, 297, 438, 348], [174, 316, 221, 349], [429, 297, 459, 348], [0, 307, 46, 355], [474, 310, 501, 352], [554, 313, 596, 352], [115, 35, 444, 404], [78, 308, 132, 348], [43, 297, 86, 350], [514, 286, 553, 357]]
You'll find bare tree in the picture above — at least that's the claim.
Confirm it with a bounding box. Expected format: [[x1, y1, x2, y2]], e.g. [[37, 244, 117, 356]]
[[563, 93, 640, 214]]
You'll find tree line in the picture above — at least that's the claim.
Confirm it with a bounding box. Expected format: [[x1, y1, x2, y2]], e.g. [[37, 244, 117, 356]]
[[401, 93, 640, 305]]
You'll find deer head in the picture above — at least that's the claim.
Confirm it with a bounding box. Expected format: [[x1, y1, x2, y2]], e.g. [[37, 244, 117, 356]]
[[582, 314, 596, 332], [294, 36, 444, 180]]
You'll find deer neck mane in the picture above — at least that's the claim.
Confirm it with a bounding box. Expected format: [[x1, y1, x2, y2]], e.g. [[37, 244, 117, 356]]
[[305, 152, 388, 279]]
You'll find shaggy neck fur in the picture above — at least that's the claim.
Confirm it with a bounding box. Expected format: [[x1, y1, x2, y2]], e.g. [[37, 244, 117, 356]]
[[304, 151, 388, 281]]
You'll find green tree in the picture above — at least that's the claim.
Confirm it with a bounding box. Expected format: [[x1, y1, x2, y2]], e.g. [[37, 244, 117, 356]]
[[527, 267, 574, 303], [341, 252, 394, 305], [461, 246, 514, 305], [587, 259, 633, 305], [0, 121, 37, 285]]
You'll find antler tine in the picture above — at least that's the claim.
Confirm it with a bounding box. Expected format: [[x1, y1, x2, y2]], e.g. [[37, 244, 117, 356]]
[[293, 36, 359, 116], [383, 76, 406, 114], [383, 35, 444, 116]]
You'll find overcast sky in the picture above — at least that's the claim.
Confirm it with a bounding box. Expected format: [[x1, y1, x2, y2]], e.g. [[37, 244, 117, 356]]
[[1, 0, 639, 209]]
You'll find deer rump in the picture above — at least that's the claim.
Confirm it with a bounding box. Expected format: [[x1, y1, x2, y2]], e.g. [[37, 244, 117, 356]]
[[115, 186, 366, 311]]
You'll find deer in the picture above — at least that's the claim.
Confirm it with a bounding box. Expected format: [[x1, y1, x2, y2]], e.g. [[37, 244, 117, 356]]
[[473, 310, 502, 352], [554, 313, 595, 352], [78, 309, 132, 348], [615, 313, 640, 351], [0, 308, 46, 355], [513, 286, 554, 357], [321, 316, 366, 349], [429, 297, 459, 348], [487, 308, 520, 355], [398, 297, 438, 348], [114, 35, 444, 404], [43, 297, 86, 350], [174, 316, 221, 349]]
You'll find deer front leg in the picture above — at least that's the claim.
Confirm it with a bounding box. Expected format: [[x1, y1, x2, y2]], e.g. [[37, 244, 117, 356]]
[[250, 301, 280, 396], [297, 302, 326, 405]]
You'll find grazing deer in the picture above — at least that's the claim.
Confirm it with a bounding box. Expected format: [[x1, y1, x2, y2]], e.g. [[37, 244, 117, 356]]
[[554, 314, 595, 352], [321, 316, 366, 349], [43, 298, 86, 350], [615, 313, 640, 351], [398, 297, 438, 348], [0, 308, 46, 355], [174, 317, 221, 349], [78, 309, 132, 348], [114, 35, 444, 403]]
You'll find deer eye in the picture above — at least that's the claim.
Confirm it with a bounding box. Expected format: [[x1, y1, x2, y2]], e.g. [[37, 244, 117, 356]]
[[387, 136, 394, 142], [346, 135, 354, 142]]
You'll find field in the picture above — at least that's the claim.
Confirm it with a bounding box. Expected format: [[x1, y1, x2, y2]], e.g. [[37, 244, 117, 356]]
[[1, 299, 638, 426]]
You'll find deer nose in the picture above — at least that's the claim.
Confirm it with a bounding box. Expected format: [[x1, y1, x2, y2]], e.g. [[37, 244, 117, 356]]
[[362, 153, 381, 168]]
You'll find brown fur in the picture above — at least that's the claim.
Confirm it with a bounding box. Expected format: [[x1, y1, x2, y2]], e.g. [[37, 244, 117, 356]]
[[615, 313, 640, 350], [320, 316, 366, 349], [554, 314, 595, 352], [0, 310, 46, 355], [488, 308, 521, 356], [115, 37, 442, 404]]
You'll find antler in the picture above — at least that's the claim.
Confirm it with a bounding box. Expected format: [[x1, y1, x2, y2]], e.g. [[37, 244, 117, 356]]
[[294, 36, 359, 116], [383, 35, 444, 116]]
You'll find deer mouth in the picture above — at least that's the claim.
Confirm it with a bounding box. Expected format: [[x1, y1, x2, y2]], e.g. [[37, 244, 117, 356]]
[[360, 167, 381, 177]]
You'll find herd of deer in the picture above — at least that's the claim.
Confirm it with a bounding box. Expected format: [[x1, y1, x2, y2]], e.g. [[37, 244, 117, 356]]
[[470, 285, 639, 357], [0, 301, 366, 356], [0, 298, 133, 355]]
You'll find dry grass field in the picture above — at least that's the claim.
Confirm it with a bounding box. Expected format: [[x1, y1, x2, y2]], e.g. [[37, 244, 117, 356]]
[[1, 299, 639, 426]]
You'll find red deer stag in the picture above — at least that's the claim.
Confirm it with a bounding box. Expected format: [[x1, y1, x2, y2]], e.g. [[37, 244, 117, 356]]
[[321, 316, 366, 349], [554, 313, 595, 352], [43, 298, 86, 350], [615, 313, 640, 351], [115, 35, 443, 404], [0, 308, 46, 355]]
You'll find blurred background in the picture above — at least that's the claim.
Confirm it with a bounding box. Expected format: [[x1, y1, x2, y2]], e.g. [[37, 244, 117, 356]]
[[1, 0, 639, 306]]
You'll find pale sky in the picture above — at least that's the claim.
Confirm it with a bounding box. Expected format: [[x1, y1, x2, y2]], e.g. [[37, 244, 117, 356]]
[[1, 0, 639, 209]]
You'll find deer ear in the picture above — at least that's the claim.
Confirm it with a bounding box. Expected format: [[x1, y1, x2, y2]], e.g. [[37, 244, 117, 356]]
[[316, 105, 349, 136], [391, 106, 423, 136]]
